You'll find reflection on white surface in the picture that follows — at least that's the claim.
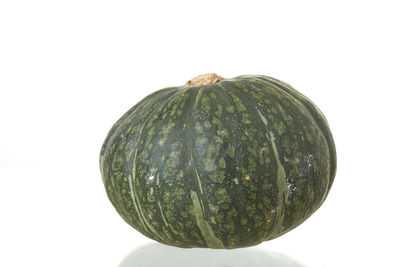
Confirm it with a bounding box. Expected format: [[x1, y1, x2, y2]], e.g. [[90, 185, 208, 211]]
[[119, 243, 306, 267]]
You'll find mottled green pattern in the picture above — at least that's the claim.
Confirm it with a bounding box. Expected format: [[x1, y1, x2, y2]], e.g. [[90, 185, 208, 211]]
[[100, 75, 337, 249]]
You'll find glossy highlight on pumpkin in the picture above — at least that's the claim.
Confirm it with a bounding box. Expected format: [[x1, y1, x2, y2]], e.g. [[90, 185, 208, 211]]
[[99, 74, 336, 249]]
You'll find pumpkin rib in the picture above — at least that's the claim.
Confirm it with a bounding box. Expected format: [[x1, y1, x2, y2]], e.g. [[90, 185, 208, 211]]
[[214, 82, 262, 247], [108, 88, 180, 245], [231, 77, 329, 237], [100, 87, 174, 188], [228, 80, 297, 241], [252, 76, 334, 223], [128, 94, 173, 242], [100, 88, 176, 229], [138, 88, 196, 247], [219, 81, 286, 244], [100, 87, 175, 166], [254, 76, 330, 217], [255, 107, 289, 240], [158, 87, 203, 247], [145, 89, 193, 246], [257, 76, 336, 203], [188, 86, 228, 248], [128, 88, 184, 245], [260, 75, 336, 176], [245, 81, 304, 240]]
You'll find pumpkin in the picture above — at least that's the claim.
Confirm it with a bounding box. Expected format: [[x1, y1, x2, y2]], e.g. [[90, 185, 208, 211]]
[[99, 73, 336, 249]]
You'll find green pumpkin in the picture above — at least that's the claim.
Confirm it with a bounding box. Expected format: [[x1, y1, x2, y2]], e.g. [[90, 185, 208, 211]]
[[100, 73, 336, 249]]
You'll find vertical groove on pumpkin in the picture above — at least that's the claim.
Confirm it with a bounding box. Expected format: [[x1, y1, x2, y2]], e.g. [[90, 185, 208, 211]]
[[256, 108, 290, 239], [255, 76, 333, 226], [260, 76, 335, 208], [128, 88, 181, 245], [101, 91, 165, 231], [216, 81, 266, 246], [187, 87, 225, 248]]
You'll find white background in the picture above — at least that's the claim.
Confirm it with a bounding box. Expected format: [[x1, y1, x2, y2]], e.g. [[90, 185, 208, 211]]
[[1, 1, 399, 266]]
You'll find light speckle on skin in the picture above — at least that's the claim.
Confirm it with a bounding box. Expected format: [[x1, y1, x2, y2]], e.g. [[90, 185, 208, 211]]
[[226, 144, 235, 158], [273, 121, 286, 136], [226, 105, 234, 113], [213, 135, 224, 144], [203, 121, 212, 129], [215, 105, 223, 118], [196, 136, 208, 145], [207, 142, 222, 157], [166, 150, 181, 168], [218, 157, 226, 169], [159, 136, 167, 146], [243, 119, 251, 125], [209, 170, 224, 183], [217, 129, 228, 139], [176, 170, 184, 180], [195, 121, 204, 134], [215, 187, 231, 204], [229, 92, 246, 112], [201, 95, 211, 112], [203, 158, 217, 172]]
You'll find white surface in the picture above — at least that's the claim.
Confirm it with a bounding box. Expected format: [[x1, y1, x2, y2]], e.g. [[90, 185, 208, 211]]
[[0, 1, 399, 266], [119, 243, 306, 267]]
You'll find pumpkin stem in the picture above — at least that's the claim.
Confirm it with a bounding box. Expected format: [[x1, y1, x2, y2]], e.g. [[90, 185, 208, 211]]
[[185, 73, 224, 87]]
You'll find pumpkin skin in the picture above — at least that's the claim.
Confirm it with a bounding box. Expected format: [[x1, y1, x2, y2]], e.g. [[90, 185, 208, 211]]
[[100, 74, 336, 249]]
